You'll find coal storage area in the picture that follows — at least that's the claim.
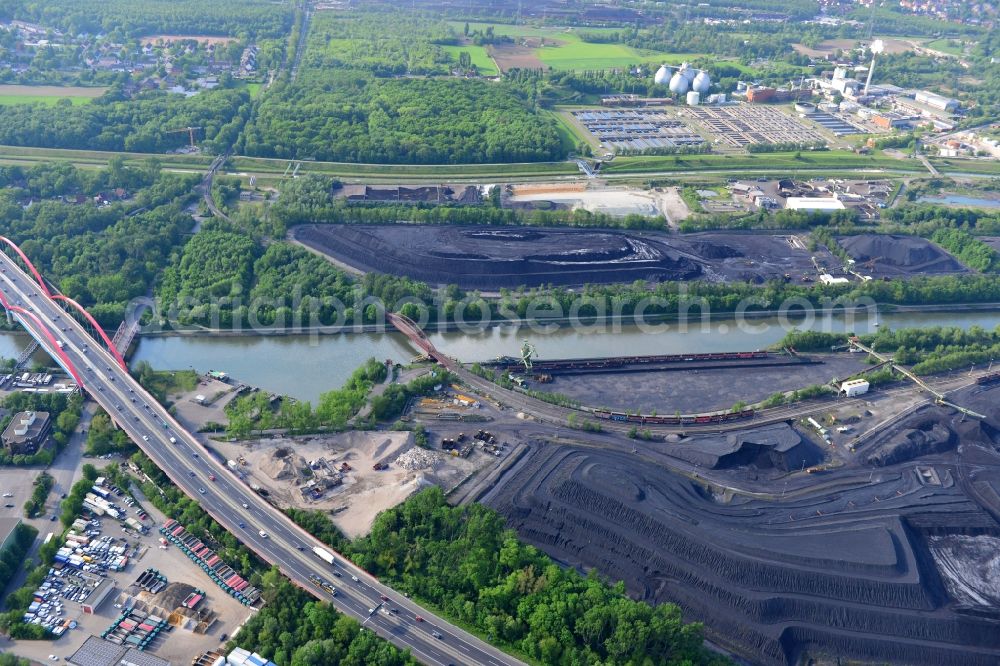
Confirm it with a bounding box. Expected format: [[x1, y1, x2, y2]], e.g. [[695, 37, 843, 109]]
[[293, 224, 701, 289], [291, 225, 852, 289], [488, 412, 1000, 665]]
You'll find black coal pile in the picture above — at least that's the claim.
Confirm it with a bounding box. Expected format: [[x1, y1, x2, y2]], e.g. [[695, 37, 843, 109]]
[[839, 234, 965, 273], [489, 438, 1000, 666], [293, 224, 701, 288]]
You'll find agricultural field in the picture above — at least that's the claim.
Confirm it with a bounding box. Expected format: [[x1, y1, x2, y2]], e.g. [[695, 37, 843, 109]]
[[0, 85, 107, 106]]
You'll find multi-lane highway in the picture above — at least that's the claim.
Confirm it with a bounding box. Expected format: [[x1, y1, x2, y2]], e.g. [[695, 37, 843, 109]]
[[0, 250, 522, 666]]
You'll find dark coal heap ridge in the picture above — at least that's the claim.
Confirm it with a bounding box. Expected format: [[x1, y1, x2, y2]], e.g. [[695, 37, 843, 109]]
[[840, 234, 949, 267]]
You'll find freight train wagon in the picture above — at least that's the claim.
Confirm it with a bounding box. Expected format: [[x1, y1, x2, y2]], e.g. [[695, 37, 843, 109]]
[[591, 408, 755, 426], [495, 351, 768, 372], [975, 372, 1000, 386]]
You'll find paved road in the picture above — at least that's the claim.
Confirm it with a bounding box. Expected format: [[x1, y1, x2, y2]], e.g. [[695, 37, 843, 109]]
[[0, 253, 522, 666]]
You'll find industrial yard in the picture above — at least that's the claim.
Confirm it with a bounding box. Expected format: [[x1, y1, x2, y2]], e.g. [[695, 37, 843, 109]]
[[0, 477, 251, 666], [207, 430, 500, 538], [535, 351, 871, 414], [483, 376, 1000, 666]]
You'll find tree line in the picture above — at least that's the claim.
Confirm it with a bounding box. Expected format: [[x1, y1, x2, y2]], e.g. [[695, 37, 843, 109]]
[[269, 174, 664, 234]]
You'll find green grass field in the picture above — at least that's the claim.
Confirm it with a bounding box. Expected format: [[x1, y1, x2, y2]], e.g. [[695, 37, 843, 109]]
[[537, 40, 690, 70], [0, 85, 107, 106], [0, 95, 94, 106], [924, 37, 967, 56], [931, 158, 1000, 176], [543, 110, 587, 154], [451, 21, 705, 71], [441, 45, 498, 76]]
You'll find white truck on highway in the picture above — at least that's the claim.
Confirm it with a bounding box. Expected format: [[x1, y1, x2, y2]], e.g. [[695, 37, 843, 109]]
[[312, 546, 336, 565]]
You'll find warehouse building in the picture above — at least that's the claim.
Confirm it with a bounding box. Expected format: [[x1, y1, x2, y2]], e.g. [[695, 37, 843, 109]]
[[0, 516, 21, 552], [67, 636, 170, 666], [914, 91, 959, 113], [785, 197, 846, 211]]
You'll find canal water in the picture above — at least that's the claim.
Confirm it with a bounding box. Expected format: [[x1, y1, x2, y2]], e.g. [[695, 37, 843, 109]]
[[3, 310, 999, 404]]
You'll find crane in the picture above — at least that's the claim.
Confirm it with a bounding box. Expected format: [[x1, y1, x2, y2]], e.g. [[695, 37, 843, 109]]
[[520, 340, 537, 372], [167, 126, 203, 148]]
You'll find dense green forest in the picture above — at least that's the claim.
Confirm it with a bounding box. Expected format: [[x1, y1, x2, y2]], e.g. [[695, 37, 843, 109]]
[[305, 12, 458, 76], [241, 74, 564, 164], [156, 222, 431, 328], [303, 487, 725, 666], [239, 9, 565, 164], [0, 162, 199, 325], [0, 0, 293, 38], [930, 228, 1000, 273], [0, 523, 38, 622], [0, 88, 250, 153]]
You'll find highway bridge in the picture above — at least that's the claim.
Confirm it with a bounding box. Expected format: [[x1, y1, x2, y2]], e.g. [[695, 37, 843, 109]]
[[0, 239, 522, 666]]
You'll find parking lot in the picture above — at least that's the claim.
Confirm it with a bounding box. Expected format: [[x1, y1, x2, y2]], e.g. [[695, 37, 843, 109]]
[[0, 473, 254, 665]]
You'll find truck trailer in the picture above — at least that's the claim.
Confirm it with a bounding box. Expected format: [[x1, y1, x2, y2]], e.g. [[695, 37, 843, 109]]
[[312, 546, 336, 565]]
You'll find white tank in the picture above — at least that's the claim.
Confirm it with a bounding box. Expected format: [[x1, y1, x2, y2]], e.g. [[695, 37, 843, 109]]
[[681, 64, 697, 82], [669, 72, 689, 94], [692, 71, 711, 94], [686, 91, 700, 106], [654, 65, 670, 85]]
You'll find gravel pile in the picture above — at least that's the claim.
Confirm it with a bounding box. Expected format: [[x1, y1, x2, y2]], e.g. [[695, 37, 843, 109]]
[[395, 447, 437, 470]]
